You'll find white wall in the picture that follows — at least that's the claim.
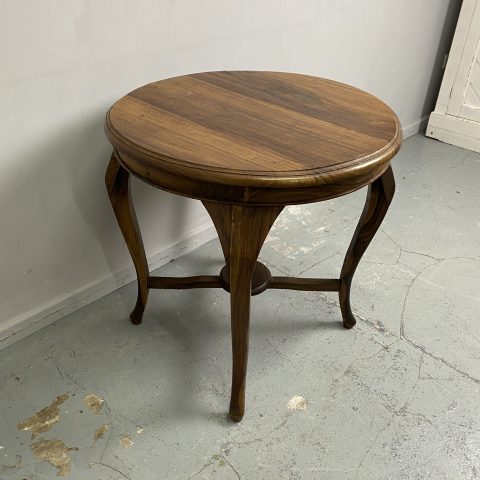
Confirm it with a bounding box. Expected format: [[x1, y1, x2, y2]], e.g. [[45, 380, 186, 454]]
[[0, 0, 460, 347]]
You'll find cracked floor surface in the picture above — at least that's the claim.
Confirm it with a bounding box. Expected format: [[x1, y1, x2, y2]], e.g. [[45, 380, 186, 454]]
[[1, 134, 479, 479]]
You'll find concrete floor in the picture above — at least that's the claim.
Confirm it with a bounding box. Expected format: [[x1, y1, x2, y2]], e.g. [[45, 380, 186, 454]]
[[1, 134, 480, 479]]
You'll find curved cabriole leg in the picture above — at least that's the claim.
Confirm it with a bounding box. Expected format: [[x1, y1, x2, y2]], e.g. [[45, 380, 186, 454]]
[[339, 166, 395, 329], [106, 152, 149, 325], [203, 202, 283, 421]]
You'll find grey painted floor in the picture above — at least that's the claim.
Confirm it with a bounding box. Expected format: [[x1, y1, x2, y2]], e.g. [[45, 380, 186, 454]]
[[1, 134, 480, 479]]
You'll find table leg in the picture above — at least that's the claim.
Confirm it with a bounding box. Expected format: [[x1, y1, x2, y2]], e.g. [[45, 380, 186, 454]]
[[203, 202, 282, 421], [106, 152, 149, 325], [339, 165, 395, 328]]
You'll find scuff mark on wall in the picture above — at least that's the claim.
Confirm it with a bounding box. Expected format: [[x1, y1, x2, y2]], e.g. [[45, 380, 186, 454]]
[[17, 394, 69, 439]]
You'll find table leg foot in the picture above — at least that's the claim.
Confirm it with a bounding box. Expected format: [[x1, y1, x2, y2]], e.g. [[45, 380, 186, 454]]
[[106, 152, 150, 325], [130, 302, 146, 325], [204, 202, 283, 421], [339, 166, 395, 329]]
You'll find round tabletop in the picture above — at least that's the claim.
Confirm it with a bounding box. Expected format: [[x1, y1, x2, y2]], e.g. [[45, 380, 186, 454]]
[[105, 71, 402, 204]]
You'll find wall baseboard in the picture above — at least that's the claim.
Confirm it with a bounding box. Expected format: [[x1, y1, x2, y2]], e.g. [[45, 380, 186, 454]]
[[403, 115, 429, 138], [0, 221, 216, 351]]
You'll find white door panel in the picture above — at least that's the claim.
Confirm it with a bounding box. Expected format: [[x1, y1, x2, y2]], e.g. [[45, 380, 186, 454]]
[[459, 47, 480, 122], [427, 0, 480, 152]]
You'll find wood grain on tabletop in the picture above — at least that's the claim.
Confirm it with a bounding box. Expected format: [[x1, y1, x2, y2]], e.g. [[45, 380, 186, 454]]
[[105, 71, 401, 188]]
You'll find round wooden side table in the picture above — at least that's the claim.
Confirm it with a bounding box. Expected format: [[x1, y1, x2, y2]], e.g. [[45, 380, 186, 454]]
[[104, 71, 402, 421]]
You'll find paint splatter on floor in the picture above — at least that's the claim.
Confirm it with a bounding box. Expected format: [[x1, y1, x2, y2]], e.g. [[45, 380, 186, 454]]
[[119, 434, 134, 448], [30, 438, 78, 477], [94, 424, 109, 440], [287, 394, 308, 410], [17, 394, 69, 439], [84, 393, 104, 415]]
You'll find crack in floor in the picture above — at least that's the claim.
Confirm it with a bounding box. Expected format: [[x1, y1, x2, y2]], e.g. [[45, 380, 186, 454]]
[[98, 461, 132, 479]]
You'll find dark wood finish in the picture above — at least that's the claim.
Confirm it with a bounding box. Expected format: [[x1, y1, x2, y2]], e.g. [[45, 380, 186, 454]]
[[149, 269, 344, 295], [148, 275, 222, 289], [104, 71, 402, 421], [270, 277, 341, 292], [222, 205, 282, 421], [339, 166, 396, 328], [203, 202, 283, 421], [106, 71, 401, 205], [202, 201, 233, 262], [220, 262, 272, 296], [105, 153, 149, 325], [114, 149, 392, 206]]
